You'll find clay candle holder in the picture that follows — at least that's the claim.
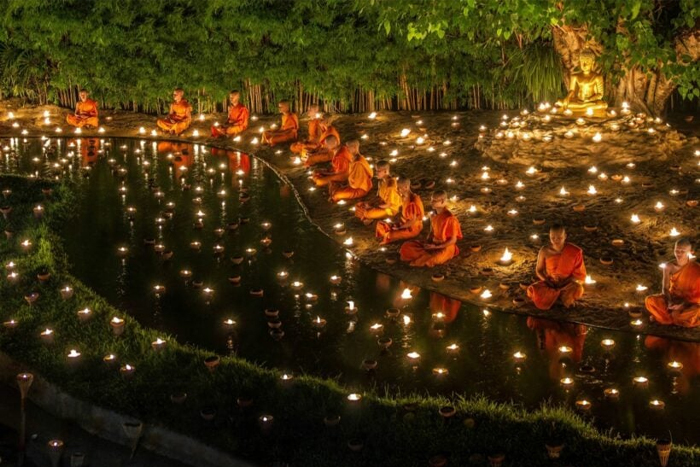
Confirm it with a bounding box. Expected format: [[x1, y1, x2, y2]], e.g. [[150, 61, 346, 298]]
[[120, 364, 136, 380], [312, 316, 327, 329], [151, 337, 167, 352], [204, 355, 220, 372], [40, 328, 54, 344], [667, 361, 683, 372], [560, 377, 574, 389], [59, 285, 74, 300], [110, 317, 125, 336]]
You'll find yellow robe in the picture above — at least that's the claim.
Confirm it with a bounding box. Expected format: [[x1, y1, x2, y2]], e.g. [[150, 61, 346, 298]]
[[354, 177, 401, 220], [330, 156, 373, 202], [376, 193, 424, 244]]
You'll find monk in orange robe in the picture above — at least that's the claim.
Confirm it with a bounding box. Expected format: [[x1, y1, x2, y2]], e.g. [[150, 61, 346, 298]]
[[399, 190, 463, 268], [329, 145, 373, 202], [211, 90, 249, 138], [262, 100, 299, 146], [290, 105, 323, 153], [527, 225, 586, 310], [354, 160, 401, 224], [311, 137, 353, 187], [66, 90, 99, 128], [645, 238, 700, 327], [73, 138, 101, 167], [303, 117, 341, 167], [376, 178, 424, 244], [157, 88, 192, 135]]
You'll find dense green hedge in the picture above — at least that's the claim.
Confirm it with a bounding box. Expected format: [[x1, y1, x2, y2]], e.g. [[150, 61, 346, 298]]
[[1, 170, 700, 466], [0, 1, 695, 113]]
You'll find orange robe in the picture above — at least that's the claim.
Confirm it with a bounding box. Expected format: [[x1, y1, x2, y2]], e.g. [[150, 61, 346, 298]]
[[211, 103, 249, 137], [527, 317, 587, 381], [355, 177, 401, 220], [74, 138, 101, 167], [312, 145, 353, 187], [376, 193, 424, 244], [429, 292, 462, 323], [157, 100, 192, 135], [399, 209, 462, 267], [290, 118, 323, 153], [303, 126, 341, 166], [330, 156, 373, 202], [645, 261, 700, 327], [66, 99, 99, 128], [527, 244, 586, 310], [158, 141, 193, 180], [262, 112, 299, 146]]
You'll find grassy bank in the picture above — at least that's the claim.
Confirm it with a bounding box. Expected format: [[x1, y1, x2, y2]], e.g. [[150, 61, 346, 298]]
[[1, 173, 698, 467]]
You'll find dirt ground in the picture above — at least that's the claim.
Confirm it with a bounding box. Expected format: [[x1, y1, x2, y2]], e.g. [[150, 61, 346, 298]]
[[1, 99, 699, 341]]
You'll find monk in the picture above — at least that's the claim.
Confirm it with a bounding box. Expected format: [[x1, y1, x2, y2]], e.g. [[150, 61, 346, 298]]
[[211, 90, 249, 138], [66, 90, 98, 128], [290, 105, 323, 153], [527, 225, 586, 310], [354, 160, 401, 225], [311, 137, 353, 187], [157, 88, 192, 135], [375, 178, 424, 244], [399, 190, 462, 268], [645, 238, 700, 327], [303, 117, 341, 167], [262, 100, 298, 146], [329, 145, 373, 202]]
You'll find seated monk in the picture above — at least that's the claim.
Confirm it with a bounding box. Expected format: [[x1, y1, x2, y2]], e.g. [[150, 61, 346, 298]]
[[211, 90, 249, 138], [311, 137, 353, 187], [290, 105, 323, 153], [262, 100, 298, 146], [303, 117, 341, 167], [399, 190, 462, 268], [329, 144, 373, 202], [527, 224, 586, 310], [376, 178, 424, 244], [645, 238, 700, 328], [354, 160, 401, 225], [66, 89, 99, 128], [157, 88, 192, 135]]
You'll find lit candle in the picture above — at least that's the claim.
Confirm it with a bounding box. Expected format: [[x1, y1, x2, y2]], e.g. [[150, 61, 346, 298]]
[[654, 201, 665, 212], [312, 316, 327, 329], [649, 399, 665, 410], [630, 214, 641, 224], [584, 275, 596, 285], [347, 393, 362, 402], [480, 289, 492, 299], [401, 288, 413, 300], [560, 377, 574, 388], [151, 337, 167, 351], [499, 248, 513, 264], [512, 351, 527, 362], [558, 346, 572, 354], [670, 227, 680, 237], [407, 351, 421, 361], [667, 361, 683, 371], [601, 339, 615, 350]]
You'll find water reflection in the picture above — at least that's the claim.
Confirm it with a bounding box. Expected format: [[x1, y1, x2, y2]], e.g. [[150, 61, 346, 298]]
[[527, 317, 587, 382], [645, 336, 700, 395]]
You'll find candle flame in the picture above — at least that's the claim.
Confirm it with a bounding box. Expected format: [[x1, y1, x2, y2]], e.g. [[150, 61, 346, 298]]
[[500, 248, 512, 263], [401, 288, 412, 299]]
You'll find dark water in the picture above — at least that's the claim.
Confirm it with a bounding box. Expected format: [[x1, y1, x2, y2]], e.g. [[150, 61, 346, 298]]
[[2, 136, 700, 445]]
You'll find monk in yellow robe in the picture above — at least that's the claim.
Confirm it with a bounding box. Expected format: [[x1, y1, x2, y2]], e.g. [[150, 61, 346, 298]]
[[303, 118, 341, 166], [646, 238, 700, 327], [354, 160, 401, 224], [262, 100, 299, 146], [376, 178, 424, 244], [312, 137, 353, 187], [66, 90, 99, 128], [157, 88, 192, 135], [399, 190, 462, 268], [211, 90, 249, 137], [527, 225, 586, 310], [329, 145, 373, 202], [290, 105, 323, 153]]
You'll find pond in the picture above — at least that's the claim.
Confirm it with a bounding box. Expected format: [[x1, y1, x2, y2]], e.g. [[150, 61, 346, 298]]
[[2, 136, 700, 445]]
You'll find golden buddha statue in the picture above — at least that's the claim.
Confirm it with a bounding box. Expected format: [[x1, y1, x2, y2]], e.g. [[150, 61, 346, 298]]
[[556, 50, 607, 115]]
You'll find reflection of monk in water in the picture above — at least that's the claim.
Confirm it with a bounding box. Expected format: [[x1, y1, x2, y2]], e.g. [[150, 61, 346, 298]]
[[71, 138, 101, 167], [210, 148, 251, 186], [158, 141, 193, 180], [527, 317, 587, 381], [430, 292, 461, 323], [645, 336, 700, 395]]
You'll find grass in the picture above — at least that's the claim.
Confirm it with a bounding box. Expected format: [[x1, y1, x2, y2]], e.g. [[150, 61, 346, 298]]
[[1, 173, 699, 467]]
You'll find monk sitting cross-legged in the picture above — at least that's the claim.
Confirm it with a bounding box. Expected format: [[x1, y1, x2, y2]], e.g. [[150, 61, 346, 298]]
[[66, 89, 99, 129], [211, 90, 249, 138], [290, 105, 323, 153], [645, 238, 700, 328], [262, 100, 299, 146], [329, 144, 373, 202], [311, 137, 353, 187], [527, 224, 586, 310], [376, 178, 424, 245], [157, 88, 192, 135], [354, 160, 401, 225], [303, 117, 341, 167], [399, 190, 462, 268]]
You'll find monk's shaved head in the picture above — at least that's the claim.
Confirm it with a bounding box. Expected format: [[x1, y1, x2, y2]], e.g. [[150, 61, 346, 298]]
[[432, 190, 447, 201], [398, 178, 411, 188], [324, 135, 338, 146], [376, 160, 390, 170], [230, 90, 240, 96], [278, 100, 291, 111], [676, 237, 693, 249], [174, 88, 184, 94], [550, 224, 566, 234], [346, 139, 359, 150], [79, 89, 88, 94]]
